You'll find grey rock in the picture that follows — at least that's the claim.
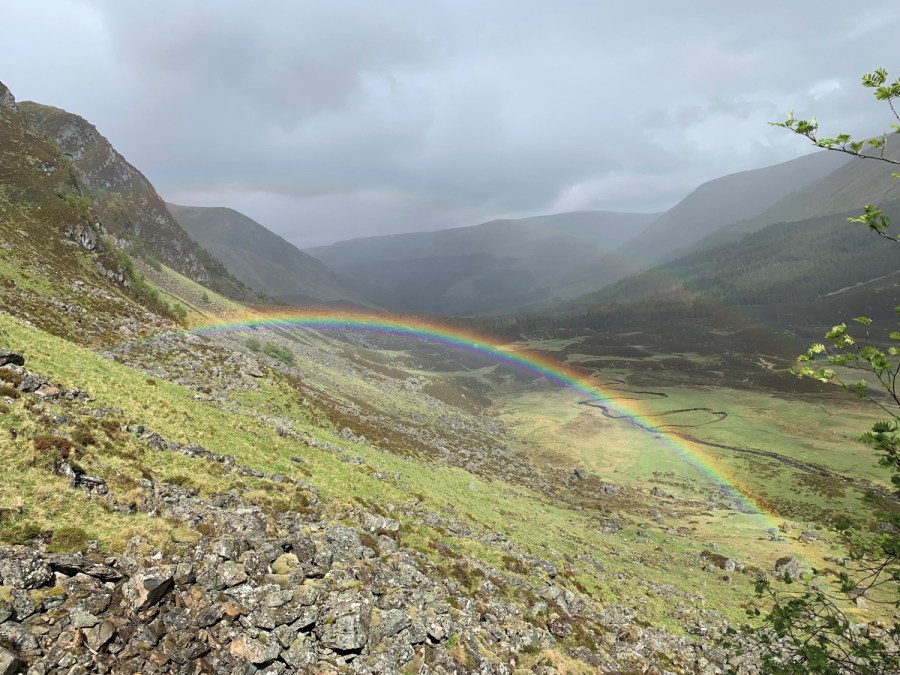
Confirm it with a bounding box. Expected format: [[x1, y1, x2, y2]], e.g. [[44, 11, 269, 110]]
[[123, 569, 174, 611], [0, 645, 20, 675], [48, 554, 122, 582], [0, 621, 38, 651], [316, 590, 372, 652], [0, 551, 53, 589], [281, 634, 317, 670], [218, 561, 248, 588], [375, 608, 411, 640], [774, 557, 802, 580], [0, 352, 24, 368], [71, 610, 100, 629], [84, 619, 116, 650], [230, 632, 281, 664]]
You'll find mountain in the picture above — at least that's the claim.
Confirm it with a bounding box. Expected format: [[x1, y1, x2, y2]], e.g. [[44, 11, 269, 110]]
[[17, 100, 254, 301], [570, 200, 900, 312], [308, 210, 658, 315], [612, 150, 850, 268], [166, 203, 370, 308], [705, 134, 900, 246]]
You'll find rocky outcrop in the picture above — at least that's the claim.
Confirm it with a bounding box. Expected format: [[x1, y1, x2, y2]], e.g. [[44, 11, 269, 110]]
[[0, 81, 16, 112], [16, 101, 252, 301]]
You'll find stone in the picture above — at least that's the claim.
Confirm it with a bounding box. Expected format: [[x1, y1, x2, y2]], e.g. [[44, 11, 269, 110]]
[[0, 551, 53, 589], [229, 633, 281, 664], [72, 610, 100, 629], [218, 561, 248, 588], [48, 554, 122, 581], [33, 386, 61, 400], [194, 603, 225, 628], [84, 619, 116, 650], [281, 635, 318, 670], [362, 513, 400, 534], [774, 557, 802, 580], [0, 645, 20, 675], [316, 590, 372, 652], [375, 608, 411, 639], [572, 468, 588, 479], [124, 569, 174, 611], [0, 351, 24, 368], [798, 530, 820, 542]]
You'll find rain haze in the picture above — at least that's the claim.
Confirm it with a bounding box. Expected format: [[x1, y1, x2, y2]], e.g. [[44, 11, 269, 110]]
[[3, 0, 899, 248]]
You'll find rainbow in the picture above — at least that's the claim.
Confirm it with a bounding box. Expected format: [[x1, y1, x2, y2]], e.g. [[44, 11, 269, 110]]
[[188, 308, 782, 524]]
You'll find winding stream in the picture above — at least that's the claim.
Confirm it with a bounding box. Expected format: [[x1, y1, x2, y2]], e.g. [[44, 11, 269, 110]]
[[577, 385, 861, 483]]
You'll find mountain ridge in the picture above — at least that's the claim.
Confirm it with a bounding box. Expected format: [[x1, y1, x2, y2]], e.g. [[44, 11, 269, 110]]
[[166, 203, 373, 309]]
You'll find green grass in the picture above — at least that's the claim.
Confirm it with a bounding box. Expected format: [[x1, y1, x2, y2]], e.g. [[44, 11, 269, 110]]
[[0, 312, 793, 628]]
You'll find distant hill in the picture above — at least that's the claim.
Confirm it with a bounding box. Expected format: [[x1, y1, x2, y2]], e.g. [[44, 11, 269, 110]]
[[568, 199, 900, 315], [703, 135, 900, 247], [308, 211, 657, 315], [612, 150, 850, 268], [17, 101, 253, 301], [167, 204, 371, 308]]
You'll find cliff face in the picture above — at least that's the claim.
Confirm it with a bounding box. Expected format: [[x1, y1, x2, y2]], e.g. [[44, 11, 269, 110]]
[[17, 100, 254, 300], [0, 80, 17, 111]]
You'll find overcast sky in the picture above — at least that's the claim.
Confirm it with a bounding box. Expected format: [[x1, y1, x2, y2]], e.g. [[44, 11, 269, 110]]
[[3, 1, 899, 248]]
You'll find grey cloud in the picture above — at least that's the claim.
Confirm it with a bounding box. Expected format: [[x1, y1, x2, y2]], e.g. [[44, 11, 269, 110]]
[[3, 1, 899, 245]]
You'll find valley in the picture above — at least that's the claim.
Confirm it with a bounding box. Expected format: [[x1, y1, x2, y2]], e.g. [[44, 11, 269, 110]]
[[1, 51, 899, 673]]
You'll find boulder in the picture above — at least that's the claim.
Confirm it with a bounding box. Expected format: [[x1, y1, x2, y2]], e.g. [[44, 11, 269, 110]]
[[124, 569, 174, 611], [229, 633, 280, 664], [0, 351, 23, 368], [774, 557, 802, 580], [48, 554, 122, 581], [0, 646, 20, 675], [315, 590, 372, 652]]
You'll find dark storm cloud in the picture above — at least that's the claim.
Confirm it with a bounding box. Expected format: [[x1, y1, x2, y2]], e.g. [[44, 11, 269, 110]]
[[3, 1, 899, 247]]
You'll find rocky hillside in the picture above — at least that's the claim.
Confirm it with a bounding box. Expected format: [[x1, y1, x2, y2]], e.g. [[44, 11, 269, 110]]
[[17, 97, 254, 302], [167, 203, 370, 308]]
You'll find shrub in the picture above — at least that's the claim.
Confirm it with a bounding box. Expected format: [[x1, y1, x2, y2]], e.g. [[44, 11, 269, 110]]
[[71, 426, 97, 447], [245, 336, 262, 352], [262, 341, 295, 366], [0, 370, 22, 386], [48, 526, 89, 553], [100, 419, 121, 438], [0, 521, 43, 545], [32, 435, 79, 472], [0, 384, 19, 399]]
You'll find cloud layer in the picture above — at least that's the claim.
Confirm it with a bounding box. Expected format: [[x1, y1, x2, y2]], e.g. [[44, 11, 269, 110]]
[[4, 1, 899, 247]]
